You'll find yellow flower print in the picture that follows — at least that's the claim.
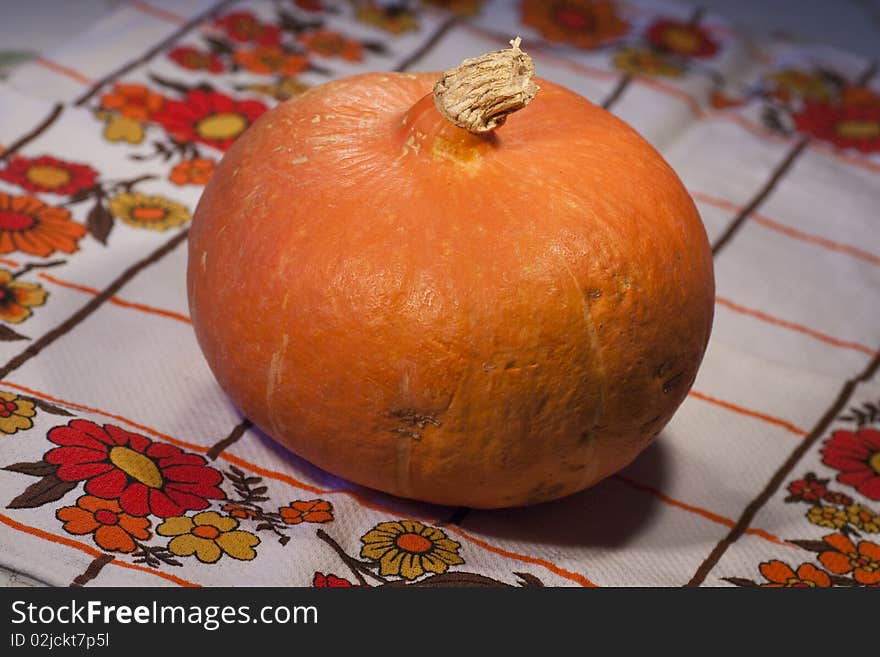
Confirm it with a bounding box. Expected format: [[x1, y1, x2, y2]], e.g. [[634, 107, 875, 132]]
[[108, 193, 191, 231], [101, 113, 146, 144], [0, 391, 35, 435], [807, 504, 848, 529], [157, 511, 260, 563], [845, 504, 880, 533], [360, 519, 464, 580]]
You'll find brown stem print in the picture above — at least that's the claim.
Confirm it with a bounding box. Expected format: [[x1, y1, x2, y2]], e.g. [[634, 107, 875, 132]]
[[0, 104, 64, 164], [207, 418, 252, 460], [70, 554, 114, 587]]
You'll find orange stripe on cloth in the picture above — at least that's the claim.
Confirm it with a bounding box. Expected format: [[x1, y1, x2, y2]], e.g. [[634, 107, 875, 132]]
[[715, 296, 877, 356], [612, 474, 792, 548], [34, 57, 94, 86], [128, 0, 188, 24], [688, 390, 807, 436], [691, 191, 880, 266], [0, 381, 597, 587], [443, 525, 597, 587], [0, 511, 199, 587], [0, 258, 21, 268], [38, 273, 192, 324]]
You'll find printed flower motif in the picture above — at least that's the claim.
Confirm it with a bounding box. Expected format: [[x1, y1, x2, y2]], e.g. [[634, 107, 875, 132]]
[[0, 193, 85, 257], [56, 495, 151, 553], [0, 268, 47, 325], [421, 0, 484, 16], [786, 473, 828, 503], [313, 572, 358, 587], [151, 90, 267, 151], [823, 490, 853, 506], [817, 533, 880, 585], [168, 46, 224, 73], [101, 114, 146, 145], [45, 420, 225, 518], [360, 520, 464, 580], [0, 156, 98, 196], [100, 83, 165, 122], [646, 19, 719, 58], [233, 46, 309, 75], [612, 47, 683, 77], [221, 503, 257, 520], [293, 0, 325, 11], [215, 11, 281, 46], [0, 391, 36, 435], [168, 158, 216, 186], [109, 193, 191, 231], [845, 504, 880, 533], [821, 429, 880, 499], [157, 511, 260, 563], [355, 3, 419, 34], [299, 30, 363, 62], [793, 100, 880, 153], [807, 504, 849, 529], [243, 77, 311, 101], [757, 560, 831, 587], [279, 500, 333, 525], [521, 0, 628, 50], [768, 69, 834, 103]]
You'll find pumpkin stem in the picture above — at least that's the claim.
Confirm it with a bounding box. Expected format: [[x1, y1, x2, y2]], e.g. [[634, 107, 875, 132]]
[[433, 37, 538, 135]]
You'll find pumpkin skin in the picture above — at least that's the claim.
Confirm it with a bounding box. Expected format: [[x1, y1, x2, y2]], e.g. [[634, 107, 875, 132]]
[[187, 71, 714, 508]]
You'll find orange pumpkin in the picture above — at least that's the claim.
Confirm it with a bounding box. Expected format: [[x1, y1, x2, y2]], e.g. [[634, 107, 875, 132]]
[[188, 40, 714, 508]]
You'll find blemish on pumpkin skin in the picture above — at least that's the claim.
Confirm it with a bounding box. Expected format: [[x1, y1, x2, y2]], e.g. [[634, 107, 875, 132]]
[[291, 156, 308, 165], [200, 251, 207, 271], [311, 114, 321, 123]]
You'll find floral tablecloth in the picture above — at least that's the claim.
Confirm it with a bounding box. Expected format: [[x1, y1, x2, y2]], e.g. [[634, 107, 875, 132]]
[[0, 0, 878, 588]]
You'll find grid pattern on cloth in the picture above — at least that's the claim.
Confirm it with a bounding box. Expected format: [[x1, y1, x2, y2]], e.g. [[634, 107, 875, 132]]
[[0, 0, 878, 588]]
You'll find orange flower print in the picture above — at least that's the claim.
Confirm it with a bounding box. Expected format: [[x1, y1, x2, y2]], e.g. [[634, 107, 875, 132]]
[[817, 533, 880, 585], [169, 158, 216, 186], [233, 46, 309, 76], [56, 495, 151, 553], [0, 268, 47, 324], [280, 500, 333, 525], [99, 83, 165, 122], [299, 30, 363, 62], [0, 193, 85, 257], [521, 0, 628, 50], [757, 560, 831, 587]]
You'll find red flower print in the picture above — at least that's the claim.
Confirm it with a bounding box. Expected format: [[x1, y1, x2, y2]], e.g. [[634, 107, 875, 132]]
[[151, 90, 268, 151], [294, 0, 325, 11], [817, 533, 880, 585], [823, 490, 854, 506], [786, 473, 828, 502], [757, 560, 831, 587], [646, 19, 719, 58], [0, 192, 85, 257], [0, 155, 98, 196], [45, 420, 224, 518], [168, 46, 224, 73], [280, 499, 333, 524], [215, 11, 281, 46], [793, 97, 880, 153], [821, 428, 880, 500], [313, 572, 358, 587]]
